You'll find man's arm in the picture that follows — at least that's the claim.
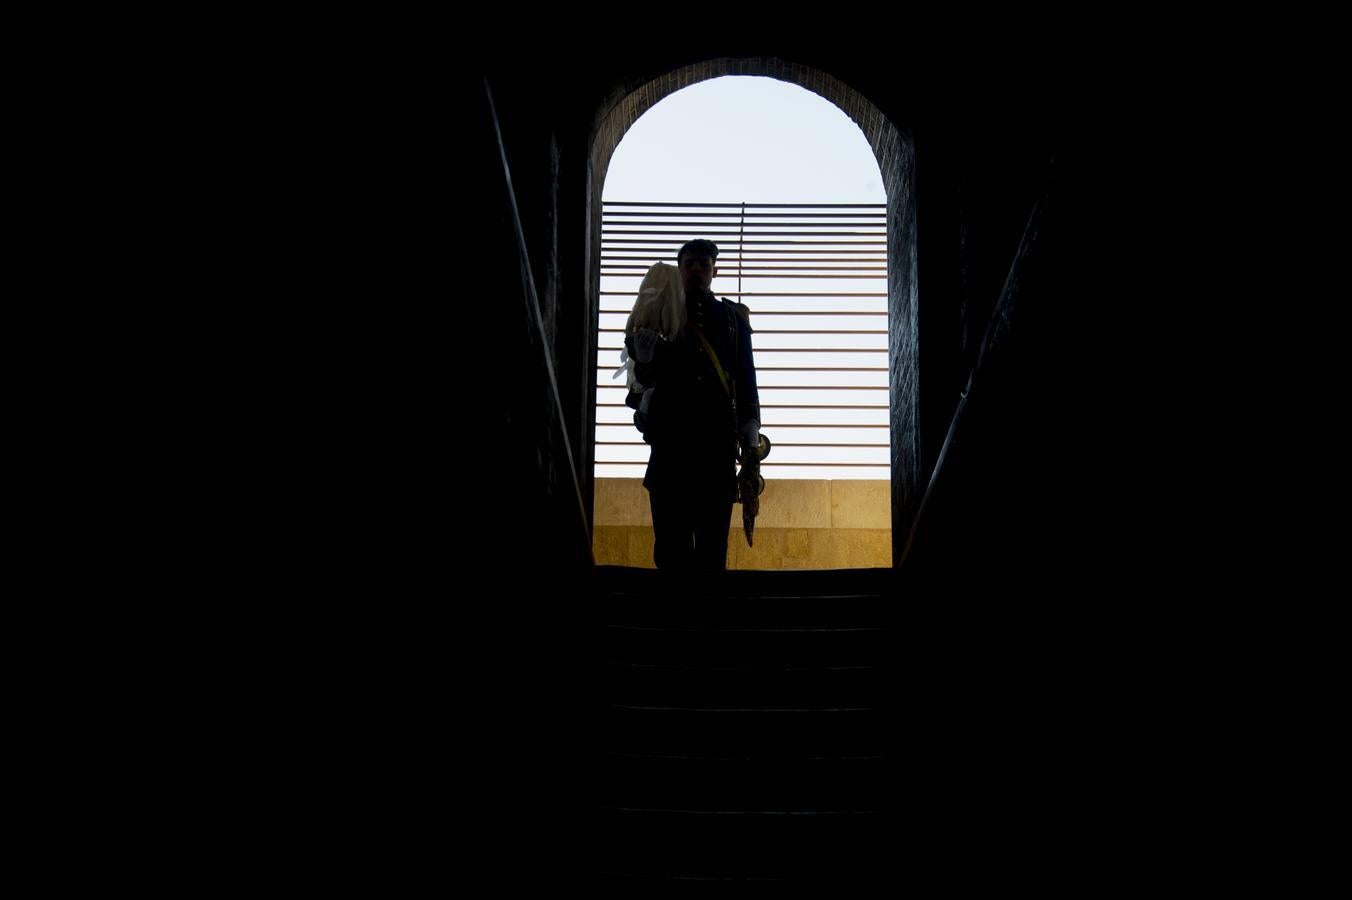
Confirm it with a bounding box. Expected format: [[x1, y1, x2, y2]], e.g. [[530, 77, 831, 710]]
[[731, 302, 761, 446]]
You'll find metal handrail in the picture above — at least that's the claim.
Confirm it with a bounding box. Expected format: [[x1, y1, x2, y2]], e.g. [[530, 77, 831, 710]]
[[486, 77, 594, 562], [900, 158, 1056, 568]]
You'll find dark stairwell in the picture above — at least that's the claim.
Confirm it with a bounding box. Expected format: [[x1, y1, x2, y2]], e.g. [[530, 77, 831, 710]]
[[592, 567, 892, 882], [239, 43, 1225, 894], [467, 52, 1112, 886]]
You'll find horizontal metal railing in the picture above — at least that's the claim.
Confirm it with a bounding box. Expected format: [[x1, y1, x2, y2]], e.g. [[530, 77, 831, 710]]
[[595, 202, 891, 479]]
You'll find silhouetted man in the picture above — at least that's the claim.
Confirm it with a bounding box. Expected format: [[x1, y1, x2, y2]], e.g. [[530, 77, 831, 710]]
[[626, 240, 760, 570]]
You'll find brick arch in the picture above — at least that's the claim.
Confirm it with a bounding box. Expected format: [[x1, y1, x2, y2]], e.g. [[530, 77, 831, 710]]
[[586, 58, 920, 554]]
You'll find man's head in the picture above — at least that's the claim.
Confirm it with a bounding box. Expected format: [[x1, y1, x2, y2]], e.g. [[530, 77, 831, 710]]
[[677, 239, 719, 293]]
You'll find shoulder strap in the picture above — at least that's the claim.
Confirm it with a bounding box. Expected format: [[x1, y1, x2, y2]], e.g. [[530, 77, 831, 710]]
[[689, 323, 732, 398]]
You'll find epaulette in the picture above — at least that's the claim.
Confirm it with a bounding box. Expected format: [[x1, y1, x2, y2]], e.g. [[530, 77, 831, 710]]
[[721, 298, 753, 332]]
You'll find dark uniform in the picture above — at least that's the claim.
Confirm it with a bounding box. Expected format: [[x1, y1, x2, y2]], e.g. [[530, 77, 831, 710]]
[[628, 288, 760, 570]]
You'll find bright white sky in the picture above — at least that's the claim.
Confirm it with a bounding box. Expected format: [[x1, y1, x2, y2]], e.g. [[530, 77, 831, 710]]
[[595, 76, 891, 481], [603, 77, 886, 204]]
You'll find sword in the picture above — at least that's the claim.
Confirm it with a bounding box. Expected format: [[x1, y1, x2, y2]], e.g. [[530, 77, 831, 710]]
[[736, 434, 771, 547]]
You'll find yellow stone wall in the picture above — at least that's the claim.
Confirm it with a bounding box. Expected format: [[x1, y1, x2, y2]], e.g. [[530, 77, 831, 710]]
[[593, 478, 892, 569]]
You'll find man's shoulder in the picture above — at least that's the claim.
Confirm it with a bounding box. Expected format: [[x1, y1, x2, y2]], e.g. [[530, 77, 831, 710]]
[[720, 298, 753, 328]]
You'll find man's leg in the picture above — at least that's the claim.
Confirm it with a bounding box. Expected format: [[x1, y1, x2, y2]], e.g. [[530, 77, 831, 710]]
[[649, 486, 695, 571], [692, 492, 735, 570]]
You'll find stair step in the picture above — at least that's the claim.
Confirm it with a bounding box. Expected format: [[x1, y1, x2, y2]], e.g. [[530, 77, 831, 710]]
[[596, 754, 885, 810], [598, 704, 885, 756], [598, 660, 884, 707]]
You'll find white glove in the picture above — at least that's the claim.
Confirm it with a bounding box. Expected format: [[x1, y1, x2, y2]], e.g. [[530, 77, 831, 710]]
[[632, 328, 661, 363]]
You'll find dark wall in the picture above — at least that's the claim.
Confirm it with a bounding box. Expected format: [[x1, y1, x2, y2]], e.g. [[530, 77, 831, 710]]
[[246, 43, 1165, 885]]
